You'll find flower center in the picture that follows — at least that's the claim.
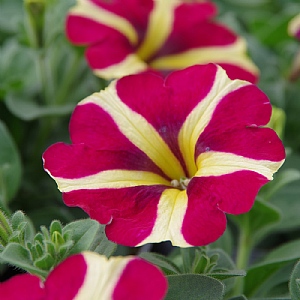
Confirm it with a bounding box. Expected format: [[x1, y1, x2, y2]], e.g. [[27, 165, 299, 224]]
[[171, 177, 191, 190]]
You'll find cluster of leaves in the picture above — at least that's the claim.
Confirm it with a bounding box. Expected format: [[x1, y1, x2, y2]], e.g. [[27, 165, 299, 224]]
[[0, 210, 116, 279], [1, 0, 300, 300]]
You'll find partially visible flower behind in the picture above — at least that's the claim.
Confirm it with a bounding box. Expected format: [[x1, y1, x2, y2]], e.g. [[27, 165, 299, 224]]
[[288, 13, 300, 40], [0, 252, 167, 300], [43, 64, 285, 248], [288, 13, 300, 81], [66, 0, 259, 82]]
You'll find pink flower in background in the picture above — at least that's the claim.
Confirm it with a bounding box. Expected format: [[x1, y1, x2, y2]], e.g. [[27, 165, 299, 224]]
[[66, 0, 258, 82], [43, 64, 285, 247], [0, 252, 167, 300], [289, 13, 300, 40]]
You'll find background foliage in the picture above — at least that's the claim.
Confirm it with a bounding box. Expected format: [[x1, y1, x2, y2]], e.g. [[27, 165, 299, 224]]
[[1, 0, 300, 299]]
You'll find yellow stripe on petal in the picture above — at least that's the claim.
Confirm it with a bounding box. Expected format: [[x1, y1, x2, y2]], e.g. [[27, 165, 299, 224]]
[[69, 0, 138, 45], [49, 170, 170, 193], [136, 0, 179, 60], [137, 188, 191, 247], [93, 54, 148, 80], [150, 38, 259, 76], [81, 82, 185, 180], [178, 66, 251, 177], [195, 151, 285, 180], [74, 252, 132, 300]]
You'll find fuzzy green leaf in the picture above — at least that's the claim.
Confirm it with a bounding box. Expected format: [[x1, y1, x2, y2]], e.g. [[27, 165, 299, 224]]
[[63, 219, 116, 258], [166, 274, 224, 300], [290, 260, 300, 300], [139, 252, 181, 275], [34, 252, 55, 271], [0, 243, 47, 277], [208, 269, 246, 280], [245, 239, 300, 297]]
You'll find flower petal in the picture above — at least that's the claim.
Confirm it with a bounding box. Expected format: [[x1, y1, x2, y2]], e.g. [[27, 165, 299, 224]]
[[181, 171, 267, 245], [113, 256, 168, 300], [176, 64, 250, 177], [195, 84, 286, 162], [86, 42, 148, 79], [45, 253, 87, 300], [67, 0, 139, 45], [136, 0, 178, 60], [288, 13, 300, 40], [63, 185, 167, 245], [151, 38, 259, 83], [77, 80, 185, 179], [150, 4, 258, 82], [136, 188, 191, 247], [46, 252, 167, 300], [0, 274, 45, 300]]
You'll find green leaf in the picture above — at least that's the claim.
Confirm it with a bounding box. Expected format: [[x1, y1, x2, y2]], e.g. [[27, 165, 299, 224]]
[[0, 243, 47, 278], [63, 219, 116, 258], [231, 198, 281, 245], [139, 252, 181, 275], [5, 92, 75, 120], [208, 270, 246, 280], [10, 211, 27, 230], [165, 274, 224, 300], [252, 262, 294, 298], [0, 40, 37, 98], [207, 249, 236, 271], [245, 239, 300, 297], [0, 120, 22, 208], [270, 155, 300, 231], [0, 0, 24, 35], [228, 296, 248, 300], [260, 169, 300, 201], [210, 226, 233, 256], [49, 220, 62, 236], [34, 252, 55, 271], [290, 260, 300, 300]]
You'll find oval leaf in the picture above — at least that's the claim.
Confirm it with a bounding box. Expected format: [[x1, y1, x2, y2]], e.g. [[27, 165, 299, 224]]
[[166, 274, 224, 300]]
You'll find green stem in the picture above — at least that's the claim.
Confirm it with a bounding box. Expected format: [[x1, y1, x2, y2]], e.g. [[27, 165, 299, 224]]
[[54, 52, 82, 105], [233, 216, 252, 296], [181, 248, 192, 273], [36, 50, 51, 104], [33, 117, 53, 159]]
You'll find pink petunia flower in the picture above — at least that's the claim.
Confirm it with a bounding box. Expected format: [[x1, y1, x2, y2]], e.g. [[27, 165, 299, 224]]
[[289, 13, 300, 40], [43, 64, 285, 247], [66, 0, 259, 82], [0, 252, 167, 300]]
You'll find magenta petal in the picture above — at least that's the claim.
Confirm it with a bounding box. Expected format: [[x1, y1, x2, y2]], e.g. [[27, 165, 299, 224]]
[[0, 274, 45, 300], [217, 63, 258, 83], [182, 178, 227, 246], [115, 64, 217, 167], [86, 36, 134, 70], [196, 84, 286, 161], [44, 254, 87, 300], [43, 142, 164, 179], [113, 258, 168, 300], [88, 0, 153, 33], [63, 185, 166, 246], [66, 15, 123, 45]]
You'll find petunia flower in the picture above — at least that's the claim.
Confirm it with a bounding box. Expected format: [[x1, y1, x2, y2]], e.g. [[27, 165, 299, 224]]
[[0, 252, 167, 300], [288, 13, 300, 40], [66, 0, 259, 82], [43, 64, 285, 247]]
